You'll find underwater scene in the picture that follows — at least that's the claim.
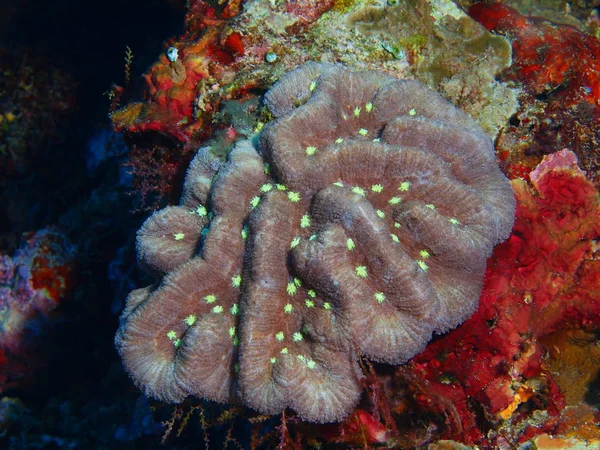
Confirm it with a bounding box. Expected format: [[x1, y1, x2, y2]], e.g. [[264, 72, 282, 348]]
[[1, 0, 599, 448]]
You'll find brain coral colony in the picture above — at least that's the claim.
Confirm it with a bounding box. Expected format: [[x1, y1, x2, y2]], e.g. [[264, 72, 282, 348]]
[[115, 63, 516, 422]]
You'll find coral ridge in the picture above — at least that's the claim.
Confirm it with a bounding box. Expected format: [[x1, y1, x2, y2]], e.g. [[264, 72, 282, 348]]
[[115, 63, 515, 422]]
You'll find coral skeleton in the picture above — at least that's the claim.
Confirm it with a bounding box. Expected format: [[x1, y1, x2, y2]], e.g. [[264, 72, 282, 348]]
[[115, 63, 515, 422]]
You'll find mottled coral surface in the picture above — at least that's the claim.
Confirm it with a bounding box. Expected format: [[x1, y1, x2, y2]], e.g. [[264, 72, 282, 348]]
[[116, 63, 515, 423]]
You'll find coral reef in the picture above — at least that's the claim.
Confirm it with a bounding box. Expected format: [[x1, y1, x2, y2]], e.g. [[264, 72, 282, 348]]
[[0, 228, 76, 392], [113, 0, 518, 142], [111, 0, 518, 205], [387, 149, 600, 446], [110, 1, 246, 142], [458, 0, 600, 33], [110, 42, 210, 142], [2, 0, 599, 448], [469, 2, 600, 108], [344, 0, 517, 137], [469, 2, 600, 185], [115, 63, 515, 423]]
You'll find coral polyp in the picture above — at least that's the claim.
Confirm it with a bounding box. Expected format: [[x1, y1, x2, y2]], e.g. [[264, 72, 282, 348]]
[[115, 63, 515, 423]]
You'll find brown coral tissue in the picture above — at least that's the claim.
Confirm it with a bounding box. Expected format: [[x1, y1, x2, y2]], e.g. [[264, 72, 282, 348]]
[[115, 63, 516, 423]]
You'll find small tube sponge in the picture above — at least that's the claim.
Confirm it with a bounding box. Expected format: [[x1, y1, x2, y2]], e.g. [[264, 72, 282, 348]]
[[116, 63, 516, 423]]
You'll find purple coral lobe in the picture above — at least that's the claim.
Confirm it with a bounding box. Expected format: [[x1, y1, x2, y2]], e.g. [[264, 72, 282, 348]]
[[136, 206, 207, 275], [115, 63, 515, 423]]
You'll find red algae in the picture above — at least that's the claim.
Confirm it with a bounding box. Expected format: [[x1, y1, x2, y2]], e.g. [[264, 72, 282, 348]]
[[469, 2, 600, 186], [110, 3, 248, 143], [469, 2, 600, 107], [394, 150, 600, 446]]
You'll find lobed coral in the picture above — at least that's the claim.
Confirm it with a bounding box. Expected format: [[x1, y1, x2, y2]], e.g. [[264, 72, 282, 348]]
[[115, 63, 515, 423]]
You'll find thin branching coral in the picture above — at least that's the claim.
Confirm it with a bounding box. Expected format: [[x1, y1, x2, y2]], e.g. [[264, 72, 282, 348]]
[[115, 63, 515, 423]]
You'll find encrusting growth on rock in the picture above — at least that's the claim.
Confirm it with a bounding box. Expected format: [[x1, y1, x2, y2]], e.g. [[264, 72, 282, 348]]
[[115, 63, 516, 423]]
